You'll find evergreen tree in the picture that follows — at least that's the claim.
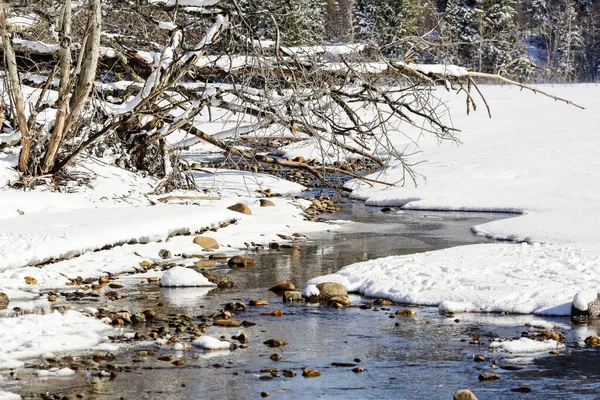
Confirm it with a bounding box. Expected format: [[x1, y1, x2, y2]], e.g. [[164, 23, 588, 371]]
[[353, 0, 419, 57], [239, 0, 325, 46]]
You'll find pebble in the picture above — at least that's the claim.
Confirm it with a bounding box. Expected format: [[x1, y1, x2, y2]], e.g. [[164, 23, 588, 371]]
[[282, 370, 296, 378], [270, 353, 282, 361], [454, 389, 478, 400], [262, 309, 283, 317], [213, 319, 241, 328], [264, 339, 287, 347], [478, 371, 500, 381], [302, 368, 321, 378], [395, 309, 416, 316], [352, 367, 364, 373], [157, 355, 173, 362], [270, 283, 295, 293], [261, 392, 270, 397], [249, 300, 269, 306], [511, 386, 532, 393]]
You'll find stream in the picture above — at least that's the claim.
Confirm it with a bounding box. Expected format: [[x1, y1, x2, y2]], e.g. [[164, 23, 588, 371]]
[[3, 202, 600, 399]]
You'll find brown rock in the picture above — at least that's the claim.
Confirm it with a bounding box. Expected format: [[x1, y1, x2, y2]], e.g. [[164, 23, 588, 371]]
[[395, 309, 417, 316], [199, 270, 233, 288], [108, 283, 123, 289], [585, 336, 600, 346], [194, 259, 217, 268], [328, 296, 351, 306], [270, 283, 295, 293], [172, 360, 185, 366], [262, 309, 283, 317], [293, 156, 305, 163], [228, 256, 256, 268], [268, 242, 280, 250], [283, 291, 304, 303], [213, 319, 241, 328], [263, 339, 287, 347], [193, 236, 219, 250], [454, 390, 478, 400], [302, 368, 321, 378], [259, 199, 275, 207], [292, 233, 308, 238], [24, 276, 37, 285], [249, 299, 269, 306], [48, 294, 58, 302], [314, 282, 347, 301], [158, 249, 172, 259], [478, 372, 500, 381], [270, 353, 282, 361], [276, 234, 293, 240], [0, 292, 9, 309], [227, 203, 252, 215], [375, 299, 392, 306], [157, 355, 173, 362], [511, 386, 532, 393]]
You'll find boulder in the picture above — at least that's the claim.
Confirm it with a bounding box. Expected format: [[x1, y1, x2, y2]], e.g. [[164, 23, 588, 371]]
[[227, 203, 252, 215], [316, 282, 347, 300], [269, 283, 295, 293], [158, 249, 172, 259], [0, 292, 9, 309], [454, 390, 478, 400], [283, 291, 304, 303], [193, 236, 219, 250], [571, 290, 600, 319], [228, 256, 256, 268], [199, 270, 234, 288], [259, 199, 275, 207]]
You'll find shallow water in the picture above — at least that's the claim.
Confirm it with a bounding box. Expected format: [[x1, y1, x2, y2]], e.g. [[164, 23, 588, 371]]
[[4, 203, 600, 399]]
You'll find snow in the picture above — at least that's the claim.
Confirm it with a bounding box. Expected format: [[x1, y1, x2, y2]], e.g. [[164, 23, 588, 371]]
[[160, 267, 216, 287], [192, 336, 231, 350], [33, 367, 76, 377], [306, 84, 600, 316], [0, 391, 22, 400], [572, 290, 598, 312], [0, 311, 116, 370], [490, 338, 564, 354]]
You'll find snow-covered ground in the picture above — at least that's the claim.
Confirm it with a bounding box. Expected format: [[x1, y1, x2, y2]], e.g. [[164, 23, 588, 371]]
[[307, 84, 600, 316]]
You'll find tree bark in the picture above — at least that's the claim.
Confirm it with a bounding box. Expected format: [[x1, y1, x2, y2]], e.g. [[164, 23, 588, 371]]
[[0, 0, 31, 173], [41, 0, 72, 174]]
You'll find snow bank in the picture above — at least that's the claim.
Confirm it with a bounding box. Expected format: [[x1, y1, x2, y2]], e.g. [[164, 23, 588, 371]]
[[160, 267, 216, 287], [572, 290, 598, 312], [0, 311, 116, 370], [305, 84, 600, 315], [192, 336, 231, 350], [490, 338, 563, 354], [307, 242, 600, 316], [0, 391, 22, 400]]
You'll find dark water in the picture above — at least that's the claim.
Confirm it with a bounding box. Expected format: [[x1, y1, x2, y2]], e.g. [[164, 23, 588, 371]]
[[5, 204, 600, 399]]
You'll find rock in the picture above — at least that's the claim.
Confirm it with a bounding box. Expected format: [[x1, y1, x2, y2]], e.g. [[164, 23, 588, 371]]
[[261, 392, 270, 398], [262, 309, 283, 317], [159, 249, 172, 259], [511, 386, 532, 393], [584, 336, 600, 346], [213, 319, 241, 328], [375, 299, 392, 306], [194, 260, 217, 268], [227, 203, 252, 215], [454, 389, 478, 400], [263, 339, 287, 347], [157, 355, 173, 362], [147, 277, 160, 284], [381, 207, 394, 213], [249, 299, 269, 306], [474, 354, 487, 362], [24, 276, 37, 285], [572, 291, 600, 319], [233, 332, 249, 344], [143, 310, 157, 320], [193, 236, 219, 250], [241, 320, 256, 327], [283, 291, 304, 303], [276, 234, 293, 240], [48, 294, 58, 302], [395, 309, 417, 316], [269, 283, 295, 293], [282, 369, 296, 378], [328, 296, 351, 307], [208, 253, 228, 260], [172, 360, 185, 366], [199, 270, 234, 288], [293, 156, 305, 163], [259, 199, 275, 207], [268, 242, 280, 251], [225, 302, 247, 312], [270, 353, 282, 361], [0, 292, 9, 309], [315, 282, 347, 301], [352, 367, 364, 373], [292, 233, 308, 238], [478, 371, 500, 381], [131, 312, 146, 324], [228, 256, 256, 268], [302, 368, 321, 378]]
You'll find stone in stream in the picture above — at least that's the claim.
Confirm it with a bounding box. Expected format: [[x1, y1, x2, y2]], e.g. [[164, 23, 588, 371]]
[[276, 234, 293, 240], [227, 256, 256, 268], [224, 302, 247, 312], [213, 319, 241, 328], [249, 299, 269, 306], [454, 390, 478, 400], [269, 353, 282, 361], [571, 291, 600, 319], [263, 339, 287, 347], [584, 336, 600, 346], [328, 296, 351, 307], [227, 203, 252, 215], [511, 386, 533, 393], [131, 312, 146, 324], [302, 368, 321, 378], [199, 270, 234, 288], [478, 371, 500, 381], [193, 236, 219, 250], [307, 282, 347, 303], [0, 292, 9, 309], [269, 283, 295, 293], [283, 291, 304, 303]]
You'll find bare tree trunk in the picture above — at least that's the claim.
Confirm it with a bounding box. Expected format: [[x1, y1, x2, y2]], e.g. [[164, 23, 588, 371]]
[[0, 0, 31, 173], [68, 0, 101, 119], [41, 0, 72, 174]]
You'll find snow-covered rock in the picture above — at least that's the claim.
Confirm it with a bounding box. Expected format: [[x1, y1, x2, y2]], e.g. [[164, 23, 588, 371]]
[[159, 267, 217, 287]]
